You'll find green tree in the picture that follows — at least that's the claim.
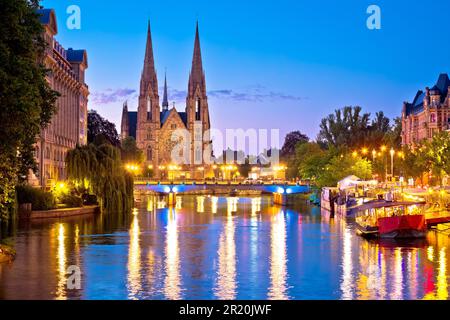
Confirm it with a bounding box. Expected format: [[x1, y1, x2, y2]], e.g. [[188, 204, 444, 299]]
[[422, 132, 450, 186], [399, 145, 428, 186], [316, 154, 372, 189], [281, 131, 309, 179], [88, 110, 120, 147], [66, 140, 134, 212], [295, 142, 329, 180], [318, 106, 370, 148], [121, 137, 144, 164], [0, 0, 59, 220]]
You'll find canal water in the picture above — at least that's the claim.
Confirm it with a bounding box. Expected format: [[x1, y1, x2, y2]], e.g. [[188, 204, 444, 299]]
[[0, 195, 449, 300]]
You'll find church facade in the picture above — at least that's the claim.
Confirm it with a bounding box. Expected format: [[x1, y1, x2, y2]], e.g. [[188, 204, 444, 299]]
[[121, 22, 212, 180]]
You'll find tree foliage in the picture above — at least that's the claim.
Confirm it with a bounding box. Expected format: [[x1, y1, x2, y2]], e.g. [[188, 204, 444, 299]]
[[66, 140, 134, 212], [316, 154, 373, 189], [281, 131, 309, 157], [121, 137, 144, 164], [88, 110, 120, 147], [318, 106, 399, 149], [0, 0, 59, 220]]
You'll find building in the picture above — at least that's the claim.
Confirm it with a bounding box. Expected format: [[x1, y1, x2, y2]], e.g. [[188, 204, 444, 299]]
[[121, 22, 212, 180], [30, 9, 89, 187], [402, 73, 450, 146]]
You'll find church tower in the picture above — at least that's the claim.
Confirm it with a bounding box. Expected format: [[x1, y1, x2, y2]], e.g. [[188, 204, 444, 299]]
[[162, 72, 169, 111], [136, 21, 160, 171], [186, 22, 211, 175]]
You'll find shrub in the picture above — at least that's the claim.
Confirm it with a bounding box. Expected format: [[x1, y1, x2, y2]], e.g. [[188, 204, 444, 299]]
[[60, 194, 83, 208], [16, 185, 56, 211]]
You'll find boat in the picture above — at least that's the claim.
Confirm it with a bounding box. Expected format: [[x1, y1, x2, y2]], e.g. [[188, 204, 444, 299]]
[[355, 201, 427, 239]]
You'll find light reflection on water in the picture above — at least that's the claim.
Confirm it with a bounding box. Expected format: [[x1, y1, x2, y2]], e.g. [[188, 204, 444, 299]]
[[0, 195, 450, 300]]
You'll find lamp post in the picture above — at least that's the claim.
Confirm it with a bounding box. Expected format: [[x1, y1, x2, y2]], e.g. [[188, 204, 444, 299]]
[[390, 148, 395, 180]]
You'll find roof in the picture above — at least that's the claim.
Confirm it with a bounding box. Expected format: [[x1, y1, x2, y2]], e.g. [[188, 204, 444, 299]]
[[354, 200, 425, 212], [405, 74, 450, 116], [36, 8, 52, 24], [36, 8, 57, 34], [127, 112, 137, 139], [160, 109, 188, 127]]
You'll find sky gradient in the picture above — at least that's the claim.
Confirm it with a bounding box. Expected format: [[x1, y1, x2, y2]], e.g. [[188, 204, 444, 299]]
[[42, 0, 450, 149]]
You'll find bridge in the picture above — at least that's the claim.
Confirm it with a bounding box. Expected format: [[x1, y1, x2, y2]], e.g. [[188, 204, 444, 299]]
[[134, 180, 310, 206]]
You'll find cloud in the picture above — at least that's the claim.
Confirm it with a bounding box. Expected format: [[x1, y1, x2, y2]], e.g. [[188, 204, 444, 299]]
[[91, 88, 137, 105], [165, 85, 306, 103]]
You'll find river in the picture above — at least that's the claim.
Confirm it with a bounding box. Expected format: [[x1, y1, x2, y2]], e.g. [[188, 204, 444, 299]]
[[0, 195, 449, 300]]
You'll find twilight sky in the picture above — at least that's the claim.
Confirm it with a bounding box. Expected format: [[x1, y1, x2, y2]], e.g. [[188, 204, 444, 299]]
[[42, 0, 450, 149]]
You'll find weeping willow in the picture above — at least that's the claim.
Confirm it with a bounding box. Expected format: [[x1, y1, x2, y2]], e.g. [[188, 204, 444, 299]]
[[66, 142, 134, 213]]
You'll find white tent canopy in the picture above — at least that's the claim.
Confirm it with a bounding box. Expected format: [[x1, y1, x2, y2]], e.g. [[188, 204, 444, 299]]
[[338, 175, 378, 190]]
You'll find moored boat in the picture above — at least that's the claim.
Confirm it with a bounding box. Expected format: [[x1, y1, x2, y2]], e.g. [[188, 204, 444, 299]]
[[355, 201, 427, 239]]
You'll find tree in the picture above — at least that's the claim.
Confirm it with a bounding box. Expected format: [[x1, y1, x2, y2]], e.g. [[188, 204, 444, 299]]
[[399, 145, 428, 186], [281, 131, 309, 157], [0, 0, 59, 220], [295, 142, 328, 180], [316, 154, 372, 189], [121, 137, 144, 164], [422, 132, 450, 186], [281, 131, 309, 179], [66, 139, 134, 212], [318, 106, 370, 148], [88, 110, 120, 147]]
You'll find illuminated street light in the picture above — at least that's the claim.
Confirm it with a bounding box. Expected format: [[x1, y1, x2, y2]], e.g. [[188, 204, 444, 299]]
[[390, 148, 395, 179], [352, 151, 358, 158], [361, 148, 368, 155]]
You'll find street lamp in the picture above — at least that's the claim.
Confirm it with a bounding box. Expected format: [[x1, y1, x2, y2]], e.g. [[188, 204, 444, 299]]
[[390, 148, 395, 179]]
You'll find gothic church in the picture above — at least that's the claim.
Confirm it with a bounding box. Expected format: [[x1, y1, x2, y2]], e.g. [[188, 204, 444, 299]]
[[121, 22, 212, 179]]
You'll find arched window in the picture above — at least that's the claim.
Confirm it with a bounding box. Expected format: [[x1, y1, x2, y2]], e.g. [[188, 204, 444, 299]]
[[195, 99, 201, 121], [195, 146, 202, 164], [147, 97, 152, 120], [147, 147, 152, 161], [430, 113, 436, 123]]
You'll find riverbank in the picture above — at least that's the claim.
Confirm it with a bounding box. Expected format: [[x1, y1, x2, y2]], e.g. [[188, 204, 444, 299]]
[[20, 205, 100, 220]]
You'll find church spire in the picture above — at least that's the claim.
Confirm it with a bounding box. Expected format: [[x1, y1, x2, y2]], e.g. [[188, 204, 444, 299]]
[[188, 21, 205, 97], [162, 71, 169, 111], [141, 20, 158, 96]]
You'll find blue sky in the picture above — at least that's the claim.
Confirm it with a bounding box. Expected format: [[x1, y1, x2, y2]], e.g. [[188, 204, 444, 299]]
[[42, 0, 450, 146]]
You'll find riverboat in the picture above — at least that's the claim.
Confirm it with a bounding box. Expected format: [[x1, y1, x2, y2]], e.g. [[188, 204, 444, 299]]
[[355, 201, 427, 239]]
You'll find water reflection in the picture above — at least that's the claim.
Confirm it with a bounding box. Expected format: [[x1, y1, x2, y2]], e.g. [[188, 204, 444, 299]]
[[164, 208, 181, 299], [214, 205, 237, 299], [56, 223, 67, 300], [1, 195, 450, 300], [127, 210, 141, 299], [341, 218, 353, 300], [268, 211, 288, 300]]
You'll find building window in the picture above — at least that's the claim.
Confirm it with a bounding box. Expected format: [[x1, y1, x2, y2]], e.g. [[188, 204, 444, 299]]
[[196, 99, 201, 121], [35, 146, 40, 159], [430, 113, 436, 123], [147, 148, 152, 161], [147, 98, 152, 120], [171, 124, 177, 129], [195, 146, 202, 164], [45, 147, 51, 159]]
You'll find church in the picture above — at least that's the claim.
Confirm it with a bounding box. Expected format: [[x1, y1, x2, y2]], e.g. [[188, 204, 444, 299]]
[[121, 22, 212, 180]]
